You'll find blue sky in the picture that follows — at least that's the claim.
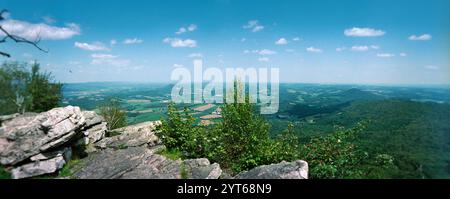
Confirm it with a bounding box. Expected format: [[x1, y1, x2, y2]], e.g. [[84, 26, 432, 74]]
[[0, 0, 449, 84]]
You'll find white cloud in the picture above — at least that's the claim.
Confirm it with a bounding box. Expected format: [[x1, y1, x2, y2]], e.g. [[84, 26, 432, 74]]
[[187, 24, 197, 32], [351, 45, 369, 52], [258, 57, 269, 62], [0, 19, 80, 40], [292, 37, 301, 41], [123, 38, 143, 44], [74, 42, 110, 51], [399, 52, 407, 57], [336, 47, 347, 52], [175, 27, 186, 35], [175, 24, 197, 34], [188, 53, 203, 58], [90, 54, 130, 67], [163, 37, 197, 48], [110, 39, 117, 46], [243, 20, 264, 32], [370, 45, 380, 50], [306, 47, 323, 53], [243, 50, 250, 54], [91, 54, 117, 59], [408, 34, 432, 41], [258, 49, 277, 55], [425, 65, 439, 70], [377, 53, 395, 58], [275, 38, 288, 45], [344, 27, 385, 37], [173, 64, 184, 68]]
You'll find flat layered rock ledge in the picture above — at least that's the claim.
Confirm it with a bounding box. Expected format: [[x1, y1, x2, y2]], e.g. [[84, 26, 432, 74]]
[[0, 106, 308, 179]]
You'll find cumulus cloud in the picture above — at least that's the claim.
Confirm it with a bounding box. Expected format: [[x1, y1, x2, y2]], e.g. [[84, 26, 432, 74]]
[[258, 49, 277, 55], [0, 19, 80, 40], [370, 45, 380, 50], [123, 38, 143, 44], [306, 47, 323, 53], [243, 20, 264, 32], [74, 42, 109, 51], [173, 64, 184, 68], [408, 34, 432, 41], [90, 54, 130, 67], [163, 38, 197, 48], [399, 52, 407, 57], [292, 37, 301, 41], [377, 53, 395, 58], [91, 54, 117, 59], [344, 27, 385, 37], [244, 49, 277, 55], [175, 24, 197, 34], [258, 57, 269, 62], [351, 45, 369, 52], [187, 24, 197, 32], [188, 53, 203, 58], [275, 38, 288, 45], [175, 27, 186, 35]]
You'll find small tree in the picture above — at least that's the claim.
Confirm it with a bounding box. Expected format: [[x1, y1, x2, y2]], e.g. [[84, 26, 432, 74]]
[[98, 99, 127, 130], [0, 61, 61, 115]]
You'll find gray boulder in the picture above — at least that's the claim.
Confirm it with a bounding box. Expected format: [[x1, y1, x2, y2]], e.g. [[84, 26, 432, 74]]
[[11, 156, 66, 179], [95, 121, 161, 149], [0, 106, 85, 165], [235, 160, 308, 179]]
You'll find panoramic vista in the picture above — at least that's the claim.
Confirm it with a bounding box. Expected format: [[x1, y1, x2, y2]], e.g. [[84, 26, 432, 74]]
[[0, 0, 449, 180]]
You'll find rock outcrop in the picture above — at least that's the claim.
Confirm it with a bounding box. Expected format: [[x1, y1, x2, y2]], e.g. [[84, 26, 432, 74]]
[[71, 146, 222, 179], [1, 105, 308, 179], [0, 106, 106, 178], [94, 121, 161, 150], [234, 160, 308, 179]]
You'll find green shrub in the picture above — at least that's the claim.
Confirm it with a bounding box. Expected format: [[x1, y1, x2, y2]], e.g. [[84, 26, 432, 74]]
[[98, 98, 127, 130]]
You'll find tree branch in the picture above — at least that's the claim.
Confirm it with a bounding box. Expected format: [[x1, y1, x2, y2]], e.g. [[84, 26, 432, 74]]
[[0, 9, 49, 57]]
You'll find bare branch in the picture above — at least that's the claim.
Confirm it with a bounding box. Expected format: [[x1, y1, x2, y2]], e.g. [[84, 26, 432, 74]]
[[0, 51, 10, 57], [0, 10, 49, 57]]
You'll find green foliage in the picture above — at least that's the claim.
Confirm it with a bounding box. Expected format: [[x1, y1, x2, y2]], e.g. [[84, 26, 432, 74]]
[[0, 165, 11, 179], [98, 98, 127, 130], [302, 121, 395, 179], [27, 62, 63, 113], [180, 163, 189, 179], [158, 148, 183, 160], [155, 102, 204, 156], [58, 159, 81, 178], [0, 61, 62, 115], [157, 81, 300, 174]]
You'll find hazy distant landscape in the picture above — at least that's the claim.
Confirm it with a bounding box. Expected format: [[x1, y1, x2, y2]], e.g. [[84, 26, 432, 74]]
[[62, 82, 450, 178]]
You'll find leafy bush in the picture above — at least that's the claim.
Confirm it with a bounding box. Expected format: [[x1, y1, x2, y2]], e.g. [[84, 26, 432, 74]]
[[0, 61, 62, 115], [302, 121, 395, 179], [98, 99, 127, 130], [0, 165, 10, 179]]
